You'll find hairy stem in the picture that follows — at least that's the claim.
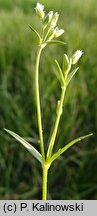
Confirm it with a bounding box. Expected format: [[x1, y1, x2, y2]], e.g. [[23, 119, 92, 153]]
[[35, 46, 45, 161], [47, 86, 66, 159]]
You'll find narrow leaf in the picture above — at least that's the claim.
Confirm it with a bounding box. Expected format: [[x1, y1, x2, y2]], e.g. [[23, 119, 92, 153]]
[[66, 67, 79, 86], [63, 54, 69, 72], [23, 137, 38, 144], [55, 60, 65, 85], [50, 133, 93, 163], [53, 66, 61, 82], [4, 128, 42, 163], [28, 25, 41, 41], [46, 40, 66, 46]]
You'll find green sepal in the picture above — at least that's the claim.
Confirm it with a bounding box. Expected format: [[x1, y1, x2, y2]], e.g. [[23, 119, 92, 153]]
[[4, 128, 42, 163], [50, 133, 93, 163]]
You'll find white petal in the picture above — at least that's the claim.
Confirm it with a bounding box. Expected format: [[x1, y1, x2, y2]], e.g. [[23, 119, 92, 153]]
[[37, 3, 44, 10], [54, 28, 64, 38]]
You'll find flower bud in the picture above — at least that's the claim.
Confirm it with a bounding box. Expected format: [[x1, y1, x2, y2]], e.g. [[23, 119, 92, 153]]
[[50, 12, 59, 29], [48, 11, 54, 22], [35, 3, 45, 19], [43, 11, 53, 28], [54, 27, 64, 38], [72, 50, 83, 64]]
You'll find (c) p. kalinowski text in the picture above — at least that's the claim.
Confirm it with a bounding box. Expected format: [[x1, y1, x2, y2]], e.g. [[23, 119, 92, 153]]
[[32, 202, 83, 212]]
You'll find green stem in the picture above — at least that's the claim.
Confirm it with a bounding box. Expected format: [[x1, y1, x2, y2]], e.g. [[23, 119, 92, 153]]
[[42, 165, 49, 200], [44, 27, 51, 42], [47, 86, 66, 159], [35, 46, 45, 161]]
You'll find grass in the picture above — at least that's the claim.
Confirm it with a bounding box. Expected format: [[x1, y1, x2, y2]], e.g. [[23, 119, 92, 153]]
[[0, 0, 97, 199]]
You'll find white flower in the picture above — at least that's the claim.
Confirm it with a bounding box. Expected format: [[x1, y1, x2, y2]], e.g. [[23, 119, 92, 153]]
[[54, 27, 64, 38], [35, 3, 45, 19], [50, 12, 59, 29], [72, 50, 83, 64]]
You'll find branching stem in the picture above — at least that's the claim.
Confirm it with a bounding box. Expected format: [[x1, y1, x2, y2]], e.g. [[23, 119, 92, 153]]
[[47, 86, 66, 159]]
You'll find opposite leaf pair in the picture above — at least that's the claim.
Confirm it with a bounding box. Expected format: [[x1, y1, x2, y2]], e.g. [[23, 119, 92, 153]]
[[4, 129, 93, 166]]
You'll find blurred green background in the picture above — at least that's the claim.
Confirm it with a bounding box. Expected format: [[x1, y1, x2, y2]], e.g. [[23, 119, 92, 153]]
[[0, 0, 97, 200]]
